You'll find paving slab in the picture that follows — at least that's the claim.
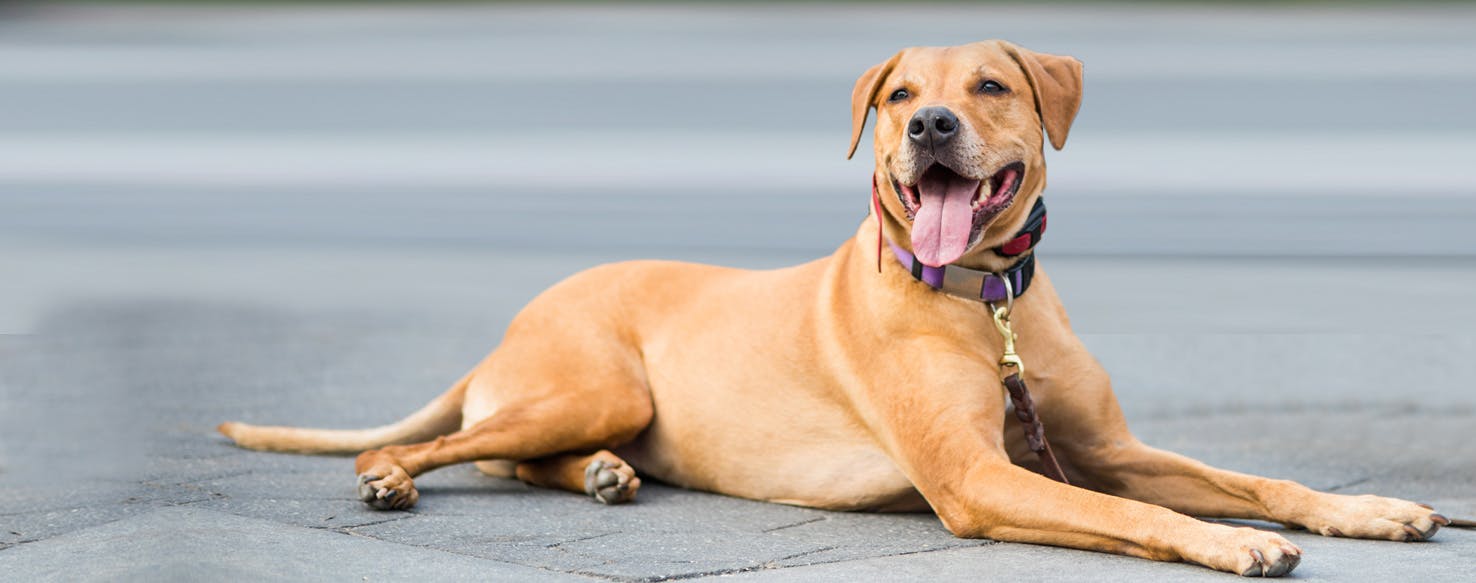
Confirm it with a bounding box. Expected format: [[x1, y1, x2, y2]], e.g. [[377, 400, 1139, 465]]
[[0, 506, 591, 582]]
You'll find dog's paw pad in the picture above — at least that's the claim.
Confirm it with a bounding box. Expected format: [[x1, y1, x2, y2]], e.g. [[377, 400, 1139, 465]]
[[356, 469, 418, 510], [583, 459, 640, 504]]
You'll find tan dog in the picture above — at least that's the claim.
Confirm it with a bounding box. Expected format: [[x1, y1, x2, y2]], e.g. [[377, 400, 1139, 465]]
[[219, 40, 1448, 577]]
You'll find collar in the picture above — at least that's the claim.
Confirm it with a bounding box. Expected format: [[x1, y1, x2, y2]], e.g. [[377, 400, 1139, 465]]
[[873, 177, 1048, 303]]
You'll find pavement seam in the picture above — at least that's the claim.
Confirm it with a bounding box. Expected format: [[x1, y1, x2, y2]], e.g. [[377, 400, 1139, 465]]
[[759, 540, 1002, 573], [326, 512, 419, 531], [760, 516, 827, 533], [0, 497, 155, 518], [764, 545, 838, 564], [0, 511, 149, 552], [330, 527, 613, 581], [562, 540, 991, 582], [580, 545, 843, 583], [544, 531, 619, 549], [0, 539, 39, 553], [571, 563, 774, 583]]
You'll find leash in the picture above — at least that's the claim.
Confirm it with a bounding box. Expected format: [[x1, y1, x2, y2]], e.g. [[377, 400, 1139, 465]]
[[872, 177, 1068, 483], [988, 280, 1070, 484]]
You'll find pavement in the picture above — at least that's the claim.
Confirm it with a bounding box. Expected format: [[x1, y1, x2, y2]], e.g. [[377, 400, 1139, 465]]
[[2, 2, 1474, 581]]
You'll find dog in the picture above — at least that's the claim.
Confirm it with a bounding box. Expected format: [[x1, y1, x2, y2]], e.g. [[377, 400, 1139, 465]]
[[219, 40, 1448, 577]]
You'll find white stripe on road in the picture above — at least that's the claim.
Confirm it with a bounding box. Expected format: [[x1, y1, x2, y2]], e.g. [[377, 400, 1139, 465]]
[[1, 131, 1473, 196], [5, 6, 1476, 83], [4, 43, 1476, 83]]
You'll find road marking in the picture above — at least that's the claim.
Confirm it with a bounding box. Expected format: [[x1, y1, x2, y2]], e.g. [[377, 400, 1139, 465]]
[[1, 131, 1472, 196]]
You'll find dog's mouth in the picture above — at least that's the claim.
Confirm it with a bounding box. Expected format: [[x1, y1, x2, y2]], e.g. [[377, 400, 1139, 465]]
[[894, 161, 1024, 267]]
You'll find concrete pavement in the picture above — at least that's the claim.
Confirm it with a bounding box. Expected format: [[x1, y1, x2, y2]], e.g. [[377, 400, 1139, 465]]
[[2, 305, 1472, 581]]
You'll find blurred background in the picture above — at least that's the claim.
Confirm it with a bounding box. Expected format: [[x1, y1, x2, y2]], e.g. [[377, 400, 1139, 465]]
[[2, 1, 1474, 337]]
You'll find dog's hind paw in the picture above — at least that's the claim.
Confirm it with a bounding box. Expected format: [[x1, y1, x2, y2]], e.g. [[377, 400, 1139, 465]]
[[584, 459, 640, 504], [357, 467, 418, 510]]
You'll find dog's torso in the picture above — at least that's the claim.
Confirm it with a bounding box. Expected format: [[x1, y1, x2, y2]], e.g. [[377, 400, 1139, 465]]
[[474, 231, 915, 509], [472, 217, 1089, 511]]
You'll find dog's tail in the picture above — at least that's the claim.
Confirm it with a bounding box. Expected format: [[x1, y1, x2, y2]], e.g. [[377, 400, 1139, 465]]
[[216, 371, 471, 455]]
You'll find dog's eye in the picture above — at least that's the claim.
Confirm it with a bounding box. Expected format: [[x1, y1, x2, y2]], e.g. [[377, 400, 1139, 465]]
[[978, 80, 1008, 95], [887, 89, 910, 102]]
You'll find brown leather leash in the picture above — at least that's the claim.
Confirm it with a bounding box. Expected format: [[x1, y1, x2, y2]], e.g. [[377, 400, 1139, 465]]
[[990, 292, 1070, 484]]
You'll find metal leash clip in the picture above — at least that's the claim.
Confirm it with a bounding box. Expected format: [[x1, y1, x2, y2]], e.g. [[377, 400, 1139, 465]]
[[987, 273, 1023, 377]]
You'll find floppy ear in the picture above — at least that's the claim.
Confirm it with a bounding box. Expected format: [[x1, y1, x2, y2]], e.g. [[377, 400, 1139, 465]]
[[847, 52, 902, 160], [1002, 42, 1083, 151]]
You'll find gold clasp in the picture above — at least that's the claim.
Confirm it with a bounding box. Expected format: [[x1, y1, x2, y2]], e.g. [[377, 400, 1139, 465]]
[[992, 305, 1024, 376]]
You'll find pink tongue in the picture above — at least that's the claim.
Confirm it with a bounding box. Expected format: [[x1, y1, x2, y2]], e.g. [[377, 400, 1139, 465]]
[[911, 173, 981, 267]]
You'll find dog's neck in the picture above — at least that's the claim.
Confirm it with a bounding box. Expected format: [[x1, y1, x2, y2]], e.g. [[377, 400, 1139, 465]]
[[872, 178, 1047, 303]]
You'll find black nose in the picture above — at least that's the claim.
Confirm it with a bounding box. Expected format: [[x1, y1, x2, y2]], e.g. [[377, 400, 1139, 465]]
[[907, 106, 959, 148]]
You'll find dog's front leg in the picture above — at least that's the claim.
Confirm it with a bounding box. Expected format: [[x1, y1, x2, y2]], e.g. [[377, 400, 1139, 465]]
[[1028, 349, 1450, 543], [1074, 441, 1450, 542], [860, 348, 1302, 576]]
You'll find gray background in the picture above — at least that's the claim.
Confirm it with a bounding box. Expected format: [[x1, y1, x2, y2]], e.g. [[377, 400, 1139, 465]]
[[0, 2, 1472, 581]]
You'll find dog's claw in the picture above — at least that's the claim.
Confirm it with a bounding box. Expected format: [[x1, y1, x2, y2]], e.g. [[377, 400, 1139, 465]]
[[1269, 550, 1299, 577], [1240, 547, 1300, 577], [1242, 549, 1266, 577], [1230, 534, 1299, 578], [1402, 518, 1442, 541]]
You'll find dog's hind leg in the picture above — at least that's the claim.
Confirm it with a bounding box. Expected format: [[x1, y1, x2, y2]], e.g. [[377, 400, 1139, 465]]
[[515, 450, 641, 504], [353, 378, 653, 510], [473, 460, 517, 478], [352, 265, 663, 509]]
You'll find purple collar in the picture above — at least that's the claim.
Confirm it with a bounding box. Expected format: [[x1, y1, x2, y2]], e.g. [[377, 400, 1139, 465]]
[[888, 197, 1046, 303]]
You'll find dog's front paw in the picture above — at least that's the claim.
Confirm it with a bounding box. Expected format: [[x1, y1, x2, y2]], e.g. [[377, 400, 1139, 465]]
[[584, 459, 640, 504], [357, 466, 418, 510], [1307, 494, 1448, 541], [1191, 525, 1301, 577]]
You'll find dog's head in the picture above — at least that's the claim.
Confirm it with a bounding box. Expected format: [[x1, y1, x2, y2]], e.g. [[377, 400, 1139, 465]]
[[849, 41, 1082, 269]]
